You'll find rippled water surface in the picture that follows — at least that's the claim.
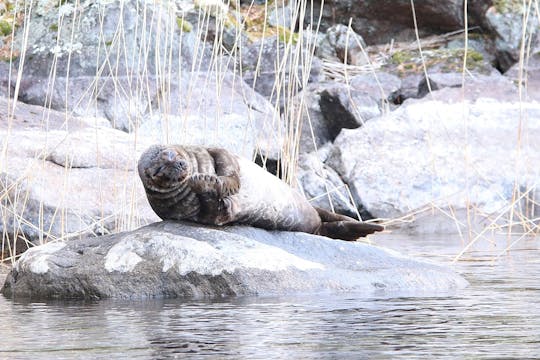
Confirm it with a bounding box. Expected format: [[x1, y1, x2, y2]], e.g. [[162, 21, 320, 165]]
[[1, 234, 539, 359]]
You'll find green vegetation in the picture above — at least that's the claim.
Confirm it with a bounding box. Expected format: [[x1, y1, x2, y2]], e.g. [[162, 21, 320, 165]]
[[275, 24, 298, 45], [0, 19, 11, 36], [391, 50, 414, 64], [467, 50, 484, 63], [493, 0, 523, 13], [49, 23, 58, 32], [239, 3, 297, 43], [176, 17, 193, 32], [389, 48, 489, 76]]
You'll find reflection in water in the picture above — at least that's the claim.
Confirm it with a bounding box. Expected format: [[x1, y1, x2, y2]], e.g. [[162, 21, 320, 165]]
[[1, 234, 539, 359]]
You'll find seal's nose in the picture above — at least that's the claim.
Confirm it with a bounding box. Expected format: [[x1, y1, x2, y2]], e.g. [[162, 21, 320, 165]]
[[177, 159, 187, 169]]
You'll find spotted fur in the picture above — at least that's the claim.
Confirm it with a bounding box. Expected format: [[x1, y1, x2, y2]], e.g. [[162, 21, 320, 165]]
[[138, 145, 383, 240]]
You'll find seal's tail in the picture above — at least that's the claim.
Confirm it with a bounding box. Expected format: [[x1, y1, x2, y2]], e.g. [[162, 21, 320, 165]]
[[315, 207, 384, 241]]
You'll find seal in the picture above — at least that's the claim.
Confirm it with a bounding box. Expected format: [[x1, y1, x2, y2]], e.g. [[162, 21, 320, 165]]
[[138, 145, 383, 240]]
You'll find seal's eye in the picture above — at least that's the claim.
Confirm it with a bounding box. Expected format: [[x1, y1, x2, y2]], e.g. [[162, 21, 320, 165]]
[[152, 165, 165, 177]]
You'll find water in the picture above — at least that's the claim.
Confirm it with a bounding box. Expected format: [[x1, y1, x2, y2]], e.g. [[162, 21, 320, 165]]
[[1, 234, 539, 359]]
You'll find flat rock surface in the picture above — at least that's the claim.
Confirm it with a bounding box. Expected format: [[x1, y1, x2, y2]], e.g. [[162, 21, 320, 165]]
[[2, 221, 467, 300], [0, 98, 158, 247], [328, 80, 540, 232]]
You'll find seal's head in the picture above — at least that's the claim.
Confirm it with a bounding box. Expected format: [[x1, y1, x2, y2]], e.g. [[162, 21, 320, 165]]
[[138, 145, 191, 191]]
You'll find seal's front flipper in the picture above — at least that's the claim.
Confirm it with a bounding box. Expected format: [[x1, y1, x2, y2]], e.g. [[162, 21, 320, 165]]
[[208, 148, 240, 198], [318, 221, 384, 241], [196, 193, 236, 225], [189, 173, 223, 195]]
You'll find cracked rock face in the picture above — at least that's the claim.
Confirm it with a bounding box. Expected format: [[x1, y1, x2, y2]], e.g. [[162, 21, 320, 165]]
[[2, 221, 468, 300], [327, 81, 540, 233]]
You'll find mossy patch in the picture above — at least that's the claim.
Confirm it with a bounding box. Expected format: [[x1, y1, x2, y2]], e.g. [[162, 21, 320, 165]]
[[493, 0, 523, 13], [275, 25, 298, 44], [391, 50, 414, 64], [467, 50, 484, 63], [49, 23, 58, 32], [0, 19, 12, 36], [387, 48, 489, 76], [176, 17, 193, 33], [240, 3, 297, 44], [0, 1, 23, 61]]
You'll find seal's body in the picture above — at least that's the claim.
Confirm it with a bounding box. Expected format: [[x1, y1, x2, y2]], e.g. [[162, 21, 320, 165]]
[[138, 145, 383, 240], [230, 157, 321, 232]]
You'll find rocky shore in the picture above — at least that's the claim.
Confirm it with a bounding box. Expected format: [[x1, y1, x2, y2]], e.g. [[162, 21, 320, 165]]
[[0, 0, 538, 298]]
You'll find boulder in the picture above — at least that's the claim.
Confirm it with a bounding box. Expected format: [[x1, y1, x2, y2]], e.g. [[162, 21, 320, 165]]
[[349, 72, 401, 103], [267, 0, 297, 29], [184, 1, 248, 52], [304, 0, 464, 44], [0, 85, 281, 258], [484, 4, 539, 72], [315, 24, 368, 66], [9, 0, 236, 130], [505, 50, 540, 101], [6, 0, 283, 158], [328, 79, 540, 233], [297, 146, 364, 219], [240, 36, 322, 109], [293, 84, 331, 153], [1, 221, 468, 300], [137, 71, 281, 159], [0, 97, 158, 257], [319, 82, 381, 135], [295, 79, 385, 154], [417, 71, 507, 98]]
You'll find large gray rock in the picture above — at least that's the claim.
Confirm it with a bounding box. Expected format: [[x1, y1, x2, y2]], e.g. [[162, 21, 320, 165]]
[[0, 97, 158, 256], [137, 71, 281, 159], [315, 24, 368, 66], [10, 0, 281, 157], [295, 79, 384, 154], [267, 0, 297, 29], [349, 72, 401, 104], [319, 82, 381, 133], [241, 36, 322, 109], [305, 0, 464, 44], [329, 80, 540, 233], [15, 0, 212, 78], [0, 89, 280, 259], [505, 50, 540, 101], [293, 84, 331, 153], [417, 72, 508, 99], [297, 146, 363, 219], [10, 0, 231, 131], [484, 4, 539, 72], [1, 221, 468, 300]]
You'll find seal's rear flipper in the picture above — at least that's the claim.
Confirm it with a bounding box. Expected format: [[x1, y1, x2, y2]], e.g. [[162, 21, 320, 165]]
[[315, 207, 356, 222], [318, 221, 384, 241]]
